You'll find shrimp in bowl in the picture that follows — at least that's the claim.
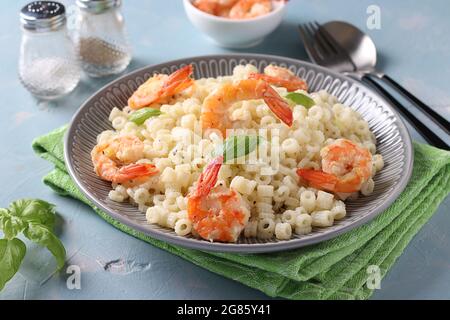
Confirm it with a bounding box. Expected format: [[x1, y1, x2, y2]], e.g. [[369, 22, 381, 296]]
[[229, 0, 272, 19], [193, 0, 285, 20], [185, 0, 288, 48], [192, 0, 239, 17]]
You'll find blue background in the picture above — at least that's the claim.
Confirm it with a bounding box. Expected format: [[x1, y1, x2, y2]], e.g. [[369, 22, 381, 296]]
[[0, 0, 449, 299]]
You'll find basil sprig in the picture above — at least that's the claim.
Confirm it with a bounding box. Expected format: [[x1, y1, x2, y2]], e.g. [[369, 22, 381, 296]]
[[0, 238, 25, 291], [0, 199, 66, 291], [129, 107, 162, 125], [215, 135, 263, 163], [285, 92, 315, 108]]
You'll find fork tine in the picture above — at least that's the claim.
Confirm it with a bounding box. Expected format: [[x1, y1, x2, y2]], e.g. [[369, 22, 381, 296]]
[[298, 24, 323, 64], [313, 21, 357, 71], [302, 23, 315, 43], [311, 22, 338, 55], [306, 22, 334, 58], [313, 21, 341, 55], [303, 23, 325, 60]]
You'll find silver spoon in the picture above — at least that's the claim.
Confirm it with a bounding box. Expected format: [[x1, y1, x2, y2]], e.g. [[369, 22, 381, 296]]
[[321, 21, 450, 135]]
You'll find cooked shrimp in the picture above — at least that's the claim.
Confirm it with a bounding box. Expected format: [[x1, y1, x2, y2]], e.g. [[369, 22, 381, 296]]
[[297, 139, 372, 193], [201, 79, 293, 136], [193, 0, 238, 15], [128, 65, 194, 110], [249, 65, 308, 92], [229, 0, 271, 19], [91, 136, 158, 184], [187, 156, 250, 242], [193, 0, 217, 14], [216, 4, 233, 17]]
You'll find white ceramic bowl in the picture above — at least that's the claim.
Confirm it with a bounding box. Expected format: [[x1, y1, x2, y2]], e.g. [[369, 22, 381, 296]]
[[183, 0, 287, 48]]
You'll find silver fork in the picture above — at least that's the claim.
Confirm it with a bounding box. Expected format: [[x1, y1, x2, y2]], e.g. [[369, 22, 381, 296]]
[[298, 22, 355, 73], [298, 21, 449, 150]]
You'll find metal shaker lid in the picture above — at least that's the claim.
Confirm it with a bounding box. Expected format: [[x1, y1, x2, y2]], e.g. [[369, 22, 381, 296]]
[[20, 1, 66, 32], [76, 0, 122, 14]]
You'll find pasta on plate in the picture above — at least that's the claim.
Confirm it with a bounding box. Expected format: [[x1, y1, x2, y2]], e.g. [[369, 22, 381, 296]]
[[91, 64, 384, 243]]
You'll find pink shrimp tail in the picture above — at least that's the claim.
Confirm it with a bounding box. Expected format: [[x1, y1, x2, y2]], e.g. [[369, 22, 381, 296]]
[[160, 64, 194, 97], [114, 163, 159, 184], [297, 168, 338, 192], [194, 156, 224, 197], [249, 73, 308, 92], [263, 85, 293, 127]]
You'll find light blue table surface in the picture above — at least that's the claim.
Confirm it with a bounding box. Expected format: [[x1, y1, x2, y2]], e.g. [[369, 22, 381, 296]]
[[1, 0, 449, 300]]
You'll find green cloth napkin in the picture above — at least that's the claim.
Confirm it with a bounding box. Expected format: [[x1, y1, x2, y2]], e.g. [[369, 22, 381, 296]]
[[32, 126, 450, 300]]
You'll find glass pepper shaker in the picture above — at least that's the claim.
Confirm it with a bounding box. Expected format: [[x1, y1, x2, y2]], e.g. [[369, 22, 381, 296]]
[[74, 0, 132, 77], [19, 1, 81, 100]]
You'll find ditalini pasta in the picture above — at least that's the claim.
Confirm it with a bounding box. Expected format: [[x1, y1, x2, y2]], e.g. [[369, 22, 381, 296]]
[[92, 64, 384, 243]]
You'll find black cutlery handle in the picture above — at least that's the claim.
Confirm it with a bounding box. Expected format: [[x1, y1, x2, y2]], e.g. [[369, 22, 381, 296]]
[[362, 74, 450, 151], [379, 74, 450, 135]]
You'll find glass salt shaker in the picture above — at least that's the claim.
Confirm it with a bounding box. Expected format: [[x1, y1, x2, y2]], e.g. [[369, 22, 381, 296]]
[[74, 0, 132, 77], [19, 1, 81, 100]]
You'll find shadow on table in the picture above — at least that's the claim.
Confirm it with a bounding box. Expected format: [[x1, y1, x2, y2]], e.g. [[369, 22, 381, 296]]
[[376, 52, 390, 71], [230, 20, 310, 61]]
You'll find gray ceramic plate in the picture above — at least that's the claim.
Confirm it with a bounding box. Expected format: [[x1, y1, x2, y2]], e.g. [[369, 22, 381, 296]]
[[65, 54, 413, 253]]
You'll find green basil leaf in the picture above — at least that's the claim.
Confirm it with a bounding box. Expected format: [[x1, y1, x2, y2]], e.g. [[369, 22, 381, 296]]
[[129, 108, 162, 125], [0, 210, 25, 240], [217, 135, 263, 163], [8, 199, 56, 229], [23, 223, 66, 269], [285, 92, 315, 108], [0, 238, 26, 290]]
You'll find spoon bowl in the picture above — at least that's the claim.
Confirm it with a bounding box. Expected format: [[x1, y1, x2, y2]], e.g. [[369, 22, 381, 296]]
[[322, 21, 377, 72]]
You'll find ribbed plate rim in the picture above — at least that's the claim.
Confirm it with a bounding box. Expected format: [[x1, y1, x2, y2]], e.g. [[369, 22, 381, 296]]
[[64, 53, 414, 253]]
